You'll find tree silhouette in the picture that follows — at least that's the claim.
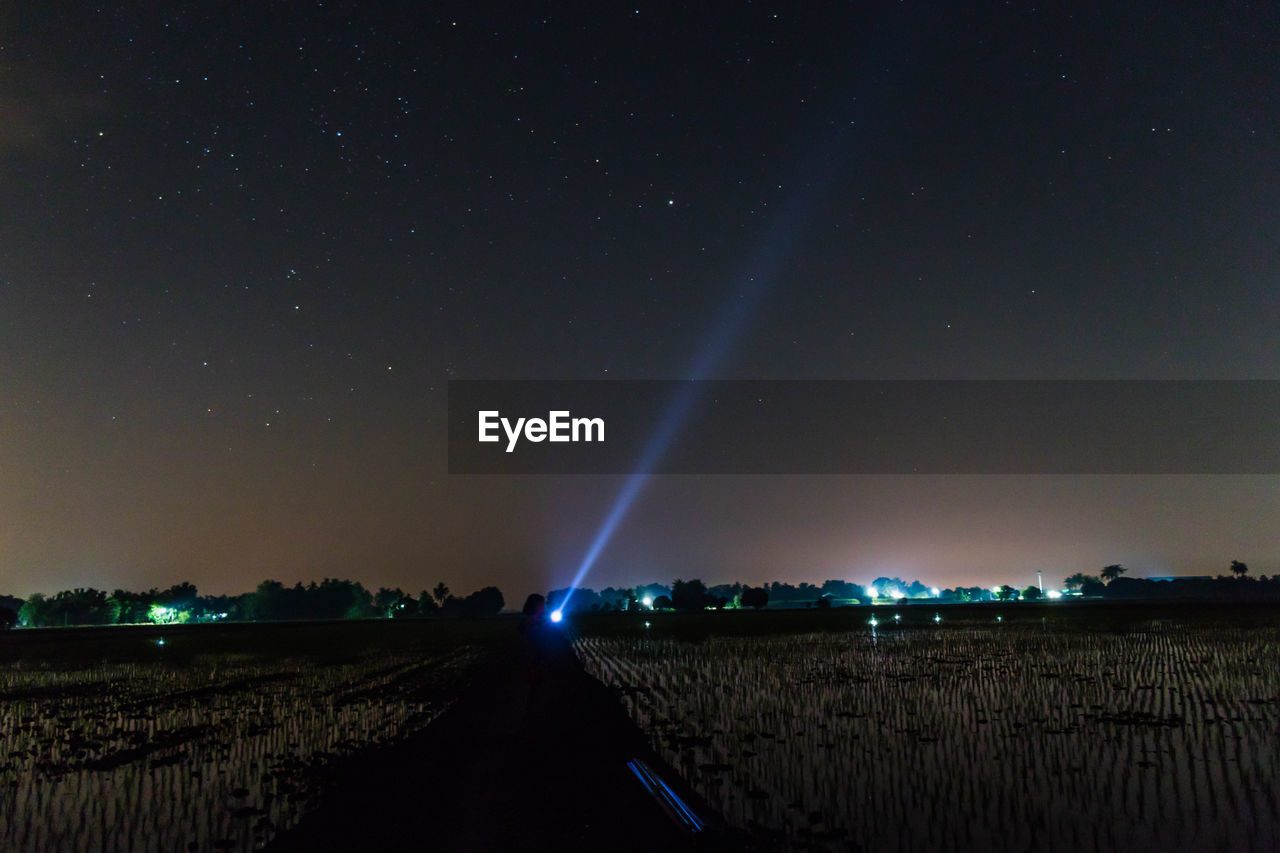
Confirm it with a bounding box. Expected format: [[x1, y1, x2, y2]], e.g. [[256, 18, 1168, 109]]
[[670, 578, 710, 611], [1063, 573, 1102, 592], [1100, 564, 1127, 583], [46, 588, 115, 625], [19, 594, 48, 627], [432, 582, 450, 606], [158, 582, 198, 607], [1230, 560, 1249, 578], [248, 580, 286, 620], [1022, 586, 1042, 601], [740, 586, 769, 610], [374, 587, 409, 618], [1080, 578, 1107, 596], [461, 586, 504, 618], [110, 589, 154, 623], [521, 593, 545, 617], [389, 594, 416, 618]]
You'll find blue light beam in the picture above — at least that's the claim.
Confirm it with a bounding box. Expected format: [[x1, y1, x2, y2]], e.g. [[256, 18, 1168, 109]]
[[626, 758, 707, 832], [555, 209, 802, 615], [555, 8, 934, 610], [555, 378, 704, 608]]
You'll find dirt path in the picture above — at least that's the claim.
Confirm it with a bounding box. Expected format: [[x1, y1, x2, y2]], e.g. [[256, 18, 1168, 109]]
[[267, 622, 742, 852]]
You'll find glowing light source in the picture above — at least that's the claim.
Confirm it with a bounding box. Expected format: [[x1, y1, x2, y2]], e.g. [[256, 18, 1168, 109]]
[[642, 596, 653, 608], [931, 587, 941, 597], [893, 613, 901, 623], [933, 613, 941, 623], [149, 603, 190, 625], [1046, 589, 1063, 599], [868, 616, 879, 627], [549, 610, 563, 624], [867, 585, 878, 599]]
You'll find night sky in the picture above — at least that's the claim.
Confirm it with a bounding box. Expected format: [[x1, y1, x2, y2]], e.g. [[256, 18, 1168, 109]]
[[3, 1, 1278, 599]]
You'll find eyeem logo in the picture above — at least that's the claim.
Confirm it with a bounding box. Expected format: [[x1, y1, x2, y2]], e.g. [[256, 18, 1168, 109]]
[[477, 410, 605, 452]]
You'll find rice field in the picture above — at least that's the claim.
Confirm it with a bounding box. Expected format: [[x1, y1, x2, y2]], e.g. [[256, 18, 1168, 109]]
[[576, 610, 1280, 851], [0, 622, 491, 852]]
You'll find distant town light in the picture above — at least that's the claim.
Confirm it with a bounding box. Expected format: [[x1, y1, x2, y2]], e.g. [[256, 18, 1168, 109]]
[[868, 616, 879, 627], [1046, 589, 1063, 599], [642, 596, 653, 608], [867, 586, 878, 599], [893, 613, 901, 622], [934, 613, 942, 623], [931, 587, 941, 597]]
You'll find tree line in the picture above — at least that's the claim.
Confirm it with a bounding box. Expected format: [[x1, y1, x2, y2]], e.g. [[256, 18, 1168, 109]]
[[548, 577, 937, 613], [1061, 561, 1280, 600], [3, 560, 1273, 629], [0, 579, 505, 629], [545, 562, 1279, 614]]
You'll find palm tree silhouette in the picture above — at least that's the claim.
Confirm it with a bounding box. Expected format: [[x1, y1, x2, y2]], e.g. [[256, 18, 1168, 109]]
[[1099, 564, 1126, 583]]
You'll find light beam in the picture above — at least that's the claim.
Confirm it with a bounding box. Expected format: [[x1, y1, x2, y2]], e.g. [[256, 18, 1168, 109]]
[[553, 15, 930, 607]]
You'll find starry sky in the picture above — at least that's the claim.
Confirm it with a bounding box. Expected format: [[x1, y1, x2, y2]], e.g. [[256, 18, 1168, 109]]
[[2, 1, 1278, 598]]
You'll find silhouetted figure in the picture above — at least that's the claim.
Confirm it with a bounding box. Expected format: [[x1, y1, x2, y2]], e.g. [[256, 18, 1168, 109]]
[[517, 593, 578, 725], [520, 593, 545, 622]]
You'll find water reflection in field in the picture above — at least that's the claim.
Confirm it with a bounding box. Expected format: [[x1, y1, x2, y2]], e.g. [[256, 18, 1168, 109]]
[[0, 647, 480, 851], [579, 621, 1279, 851]]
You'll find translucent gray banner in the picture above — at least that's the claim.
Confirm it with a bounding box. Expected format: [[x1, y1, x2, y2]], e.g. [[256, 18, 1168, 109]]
[[447, 381, 1280, 474]]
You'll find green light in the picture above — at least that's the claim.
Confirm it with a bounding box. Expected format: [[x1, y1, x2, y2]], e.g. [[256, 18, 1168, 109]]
[[148, 603, 190, 625]]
